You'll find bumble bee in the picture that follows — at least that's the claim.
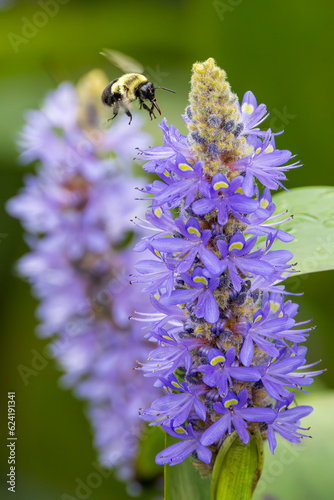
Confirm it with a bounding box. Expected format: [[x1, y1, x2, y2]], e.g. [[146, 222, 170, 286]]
[[101, 73, 175, 125]]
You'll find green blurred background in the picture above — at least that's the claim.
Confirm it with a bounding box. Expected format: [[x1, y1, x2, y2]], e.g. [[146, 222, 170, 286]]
[[0, 0, 333, 499]]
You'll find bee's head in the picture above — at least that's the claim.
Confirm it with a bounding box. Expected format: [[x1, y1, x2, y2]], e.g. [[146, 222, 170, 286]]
[[140, 81, 161, 115], [140, 81, 155, 101]]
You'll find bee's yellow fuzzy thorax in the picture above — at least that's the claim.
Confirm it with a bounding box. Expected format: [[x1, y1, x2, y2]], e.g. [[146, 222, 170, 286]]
[[112, 73, 148, 101]]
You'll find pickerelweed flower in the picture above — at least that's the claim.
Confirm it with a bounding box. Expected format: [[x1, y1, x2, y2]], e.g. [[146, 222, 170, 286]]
[[7, 70, 156, 482], [134, 58, 323, 471]]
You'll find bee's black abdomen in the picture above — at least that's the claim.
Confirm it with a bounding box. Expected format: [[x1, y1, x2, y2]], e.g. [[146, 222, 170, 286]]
[[101, 79, 119, 107]]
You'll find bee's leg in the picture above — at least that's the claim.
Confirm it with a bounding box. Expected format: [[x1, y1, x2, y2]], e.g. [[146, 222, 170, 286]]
[[149, 104, 157, 120], [107, 102, 120, 122], [141, 101, 156, 120], [125, 109, 133, 125], [137, 96, 145, 109], [121, 103, 133, 125], [107, 113, 118, 122], [137, 96, 145, 111]]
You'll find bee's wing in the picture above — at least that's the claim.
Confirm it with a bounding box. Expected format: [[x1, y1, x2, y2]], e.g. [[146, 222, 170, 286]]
[[100, 49, 144, 74]]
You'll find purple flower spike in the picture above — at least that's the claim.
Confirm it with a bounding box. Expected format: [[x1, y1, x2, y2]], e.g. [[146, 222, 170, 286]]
[[7, 74, 155, 481], [134, 58, 322, 472]]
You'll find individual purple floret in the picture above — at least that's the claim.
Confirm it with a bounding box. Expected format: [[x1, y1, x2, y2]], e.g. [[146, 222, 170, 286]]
[[156, 424, 212, 466], [267, 394, 313, 454], [133, 58, 323, 471], [201, 389, 276, 446]]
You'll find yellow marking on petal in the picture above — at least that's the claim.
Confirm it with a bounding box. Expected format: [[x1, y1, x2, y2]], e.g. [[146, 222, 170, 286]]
[[188, 227, 201, 237], [193, 276, 208, 285], [224, 398, 238, 408], [154, 207, 163, 218], [163, 335, 172, 340], [264, 145, 274, 154], [279, 311, 283, 318], [270, 301, 280, 314], [210, 355, 226, 366], [154, 250, 162, 258], [256, 147, 262, 154], [173, 252, 181, 257], [260, 198, 269, 209], [171, 381, 180, 388], [213, 181, 228, 191], [147, 357, 151, 361], [242, 103, 254, 115], [154, 292, 160, 300], [175, 426, 187, 434], [229, 241, 243, 251], [152, 415, 166, 424], [179, 163, 194, 172], [235, 187, 243, 194], [163, 170, 170, 177], [271, 357, 277, 363], [254, 314, 262, 323], [153, 369, 155, 373]]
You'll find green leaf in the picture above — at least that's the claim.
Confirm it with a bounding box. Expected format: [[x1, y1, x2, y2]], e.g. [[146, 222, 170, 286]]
[[272, 186, 334, 275], [211, 430, 264, 500], [135, 425, 165, 480], [253, 392, 334, 500], [164, 434, 211, 500]]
